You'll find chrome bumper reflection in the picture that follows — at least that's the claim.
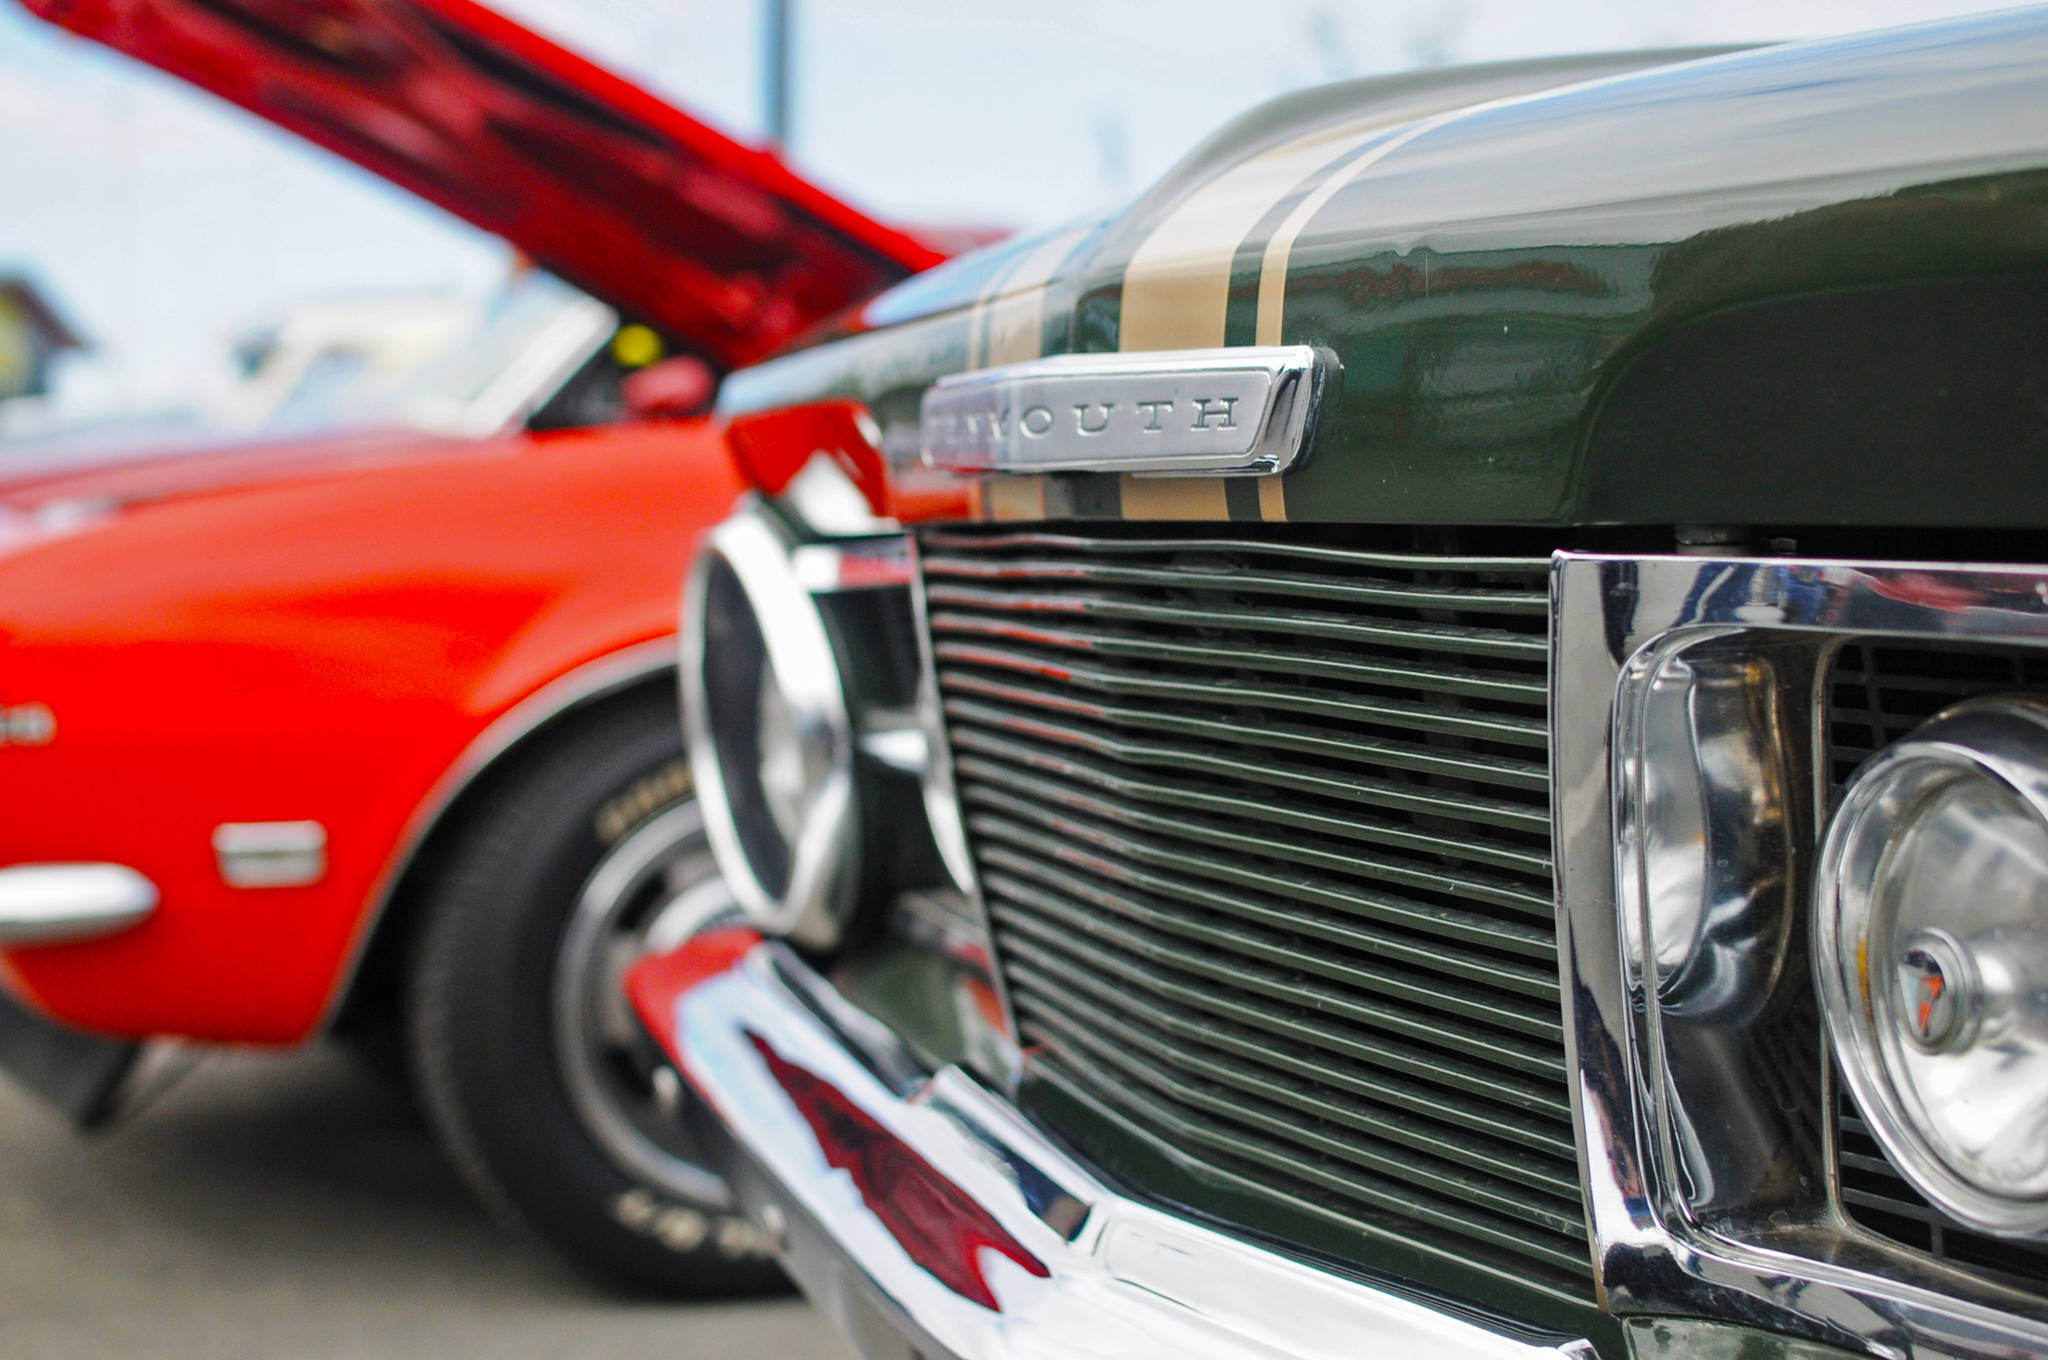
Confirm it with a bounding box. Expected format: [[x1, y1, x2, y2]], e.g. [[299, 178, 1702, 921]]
[[630, 934, 1595, 1360]]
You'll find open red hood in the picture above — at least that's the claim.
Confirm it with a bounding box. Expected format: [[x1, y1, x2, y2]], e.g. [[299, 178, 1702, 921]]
[[23, 0, 947, 367]]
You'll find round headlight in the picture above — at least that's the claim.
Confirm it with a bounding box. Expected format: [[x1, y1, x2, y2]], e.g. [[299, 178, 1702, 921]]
[[1816, 695, 2048, 1235], [683, 509, 858, 949]]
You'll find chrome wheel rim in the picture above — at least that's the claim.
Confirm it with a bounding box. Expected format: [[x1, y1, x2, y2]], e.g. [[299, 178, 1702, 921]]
[[552, 801, 732, 1208]]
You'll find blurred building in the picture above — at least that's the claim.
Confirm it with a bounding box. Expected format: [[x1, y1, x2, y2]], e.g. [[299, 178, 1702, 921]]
[[0, 287, 481, 456], [0, 274, 87, 403]]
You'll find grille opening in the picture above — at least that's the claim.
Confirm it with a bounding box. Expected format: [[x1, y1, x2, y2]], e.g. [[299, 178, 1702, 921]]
[[1827, 640, 2048, 1298], [1828, 641, 2048, 786], [1838, 1086, 2048, 1295], [921, 524, 1591, 1308]]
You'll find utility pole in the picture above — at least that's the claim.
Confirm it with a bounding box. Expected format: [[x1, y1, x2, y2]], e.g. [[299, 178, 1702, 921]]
[[764, 0, 793, 151]]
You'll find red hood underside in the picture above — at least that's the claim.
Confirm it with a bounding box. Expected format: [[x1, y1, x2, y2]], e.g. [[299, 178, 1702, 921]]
[[24, 0, 946, 368]]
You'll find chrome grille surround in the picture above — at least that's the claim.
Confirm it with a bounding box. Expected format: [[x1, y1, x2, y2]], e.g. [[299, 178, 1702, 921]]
[[917, 526, 1592, 1312], [1554, 554, 2048, 1360]]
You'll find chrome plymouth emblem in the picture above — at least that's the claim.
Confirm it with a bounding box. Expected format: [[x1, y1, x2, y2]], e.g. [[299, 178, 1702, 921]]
[[920, 344, 1328, 476]]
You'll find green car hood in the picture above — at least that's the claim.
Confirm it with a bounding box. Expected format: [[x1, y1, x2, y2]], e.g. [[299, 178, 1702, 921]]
[[724, 10, 2048, 531]]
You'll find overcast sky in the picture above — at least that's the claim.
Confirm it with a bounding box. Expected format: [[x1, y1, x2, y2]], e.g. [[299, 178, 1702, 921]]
[[0, 0, 2022, 419]]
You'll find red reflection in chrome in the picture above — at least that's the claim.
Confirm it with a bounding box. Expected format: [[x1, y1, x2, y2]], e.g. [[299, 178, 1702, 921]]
[[749, 1034, 1048, 1309], [623, 927, 763, 1054]]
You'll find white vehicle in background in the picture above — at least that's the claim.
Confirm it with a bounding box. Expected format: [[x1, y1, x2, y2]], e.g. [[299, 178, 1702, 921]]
[[0, 271, 638, 475], [216, 292, 476, 432]]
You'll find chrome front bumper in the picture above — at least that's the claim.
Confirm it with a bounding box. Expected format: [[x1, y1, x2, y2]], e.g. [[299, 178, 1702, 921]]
[[628, 933, 1596, 1360]]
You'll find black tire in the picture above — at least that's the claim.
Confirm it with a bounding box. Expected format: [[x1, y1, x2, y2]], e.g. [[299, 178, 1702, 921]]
[[405, 692, 785, 1297]]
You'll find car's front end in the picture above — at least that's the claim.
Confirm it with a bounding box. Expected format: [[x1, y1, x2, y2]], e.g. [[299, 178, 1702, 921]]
[[632, 13, 2048, 1357]]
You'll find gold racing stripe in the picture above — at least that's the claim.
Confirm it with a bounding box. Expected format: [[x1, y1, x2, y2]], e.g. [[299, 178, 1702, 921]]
[[970, 95, 1549, 521], [983, 284, 1051, 369], [1252, 81, 1601, 344], [1114, 118, 1409, 521], [1111, 73, 1623, 518], [953, 230, 1087, 524], [1256, 475, 1288, 523], [982, 474, 1047, 522], [1250, 114, 1454, 345], [1117, 121, 1386, 353], [971, 226, 1090, 369], [1118, 475, 1230, 521]]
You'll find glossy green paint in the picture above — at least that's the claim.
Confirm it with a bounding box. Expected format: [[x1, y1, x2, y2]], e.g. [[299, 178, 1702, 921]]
[[722, 10, 2048, 529], [828, 946, 970, 1067]]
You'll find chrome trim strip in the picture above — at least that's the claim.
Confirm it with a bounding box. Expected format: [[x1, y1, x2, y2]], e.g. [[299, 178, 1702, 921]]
[[0, 863, 157, 944], [212, 821, 328, 889], [919, 344, 1327, 476], [320, 636, 679, 1030], [657, 936, 1594, 1360], [1553, 553, 2048, 1359]]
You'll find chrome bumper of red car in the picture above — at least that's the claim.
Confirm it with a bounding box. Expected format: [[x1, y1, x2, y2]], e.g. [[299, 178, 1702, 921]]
[[627, 932, 1596, 1360]]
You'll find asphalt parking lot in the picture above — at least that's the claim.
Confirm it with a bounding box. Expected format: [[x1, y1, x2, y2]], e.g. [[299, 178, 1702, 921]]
[[0, 1044, 849, 1359]]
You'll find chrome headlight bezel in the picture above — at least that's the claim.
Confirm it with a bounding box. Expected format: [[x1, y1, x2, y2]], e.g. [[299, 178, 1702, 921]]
[[1816, 695, 2048, 1235], [683, 507, 859, 948], [682, 501, 947, 952]]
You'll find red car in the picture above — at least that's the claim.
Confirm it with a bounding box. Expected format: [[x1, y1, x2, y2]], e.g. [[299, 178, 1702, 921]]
[[0, 0, 945, 1294]]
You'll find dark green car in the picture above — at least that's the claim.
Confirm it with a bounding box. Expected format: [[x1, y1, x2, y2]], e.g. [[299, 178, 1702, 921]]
[[629, 11, 2048, 1358]]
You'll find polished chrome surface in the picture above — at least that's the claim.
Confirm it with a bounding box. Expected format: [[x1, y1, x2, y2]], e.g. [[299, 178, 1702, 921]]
[[919, 345, 1326, 476], [653, 933, 1596, 1360], [683, 504, 859, 948], [552, 803, 730, 1207], [1553, 553, 2048, 1359], [1621, 1317, 1863, 1360], [1619, 637, 1810, 1028], [685, 506, 950, 951], [0, 862, 157, 944], [1610, 627, 1823, 1243], [1815, 696, 2048, 1235], [211, 820, 328, 888]]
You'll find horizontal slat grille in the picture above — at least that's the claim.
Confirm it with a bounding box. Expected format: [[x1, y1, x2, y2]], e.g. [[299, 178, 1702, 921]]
[[1838, 1087, 2048, 1294], [1829, 641, 2048, 783], [1829, 642, 2048, 1298], [920, 525, 1591, 1302]]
